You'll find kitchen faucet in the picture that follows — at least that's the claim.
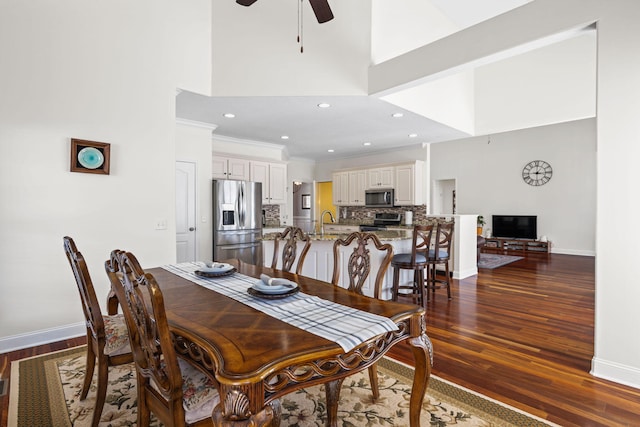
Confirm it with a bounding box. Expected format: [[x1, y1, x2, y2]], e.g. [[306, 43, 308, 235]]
[[320, 210, 336, 235]]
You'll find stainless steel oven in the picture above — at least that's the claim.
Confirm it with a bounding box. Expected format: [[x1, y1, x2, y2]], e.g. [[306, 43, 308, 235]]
[[365, 189, 394, 207]]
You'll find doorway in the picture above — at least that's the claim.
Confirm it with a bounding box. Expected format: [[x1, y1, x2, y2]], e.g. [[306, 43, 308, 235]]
[[432, 179, 456, 215]]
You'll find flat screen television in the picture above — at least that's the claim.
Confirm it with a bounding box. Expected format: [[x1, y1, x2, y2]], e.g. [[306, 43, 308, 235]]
[[491, 215, 537, 239]]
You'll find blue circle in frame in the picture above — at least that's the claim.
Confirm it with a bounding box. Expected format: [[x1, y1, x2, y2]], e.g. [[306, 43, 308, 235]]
[[77, 147, 104, 169]]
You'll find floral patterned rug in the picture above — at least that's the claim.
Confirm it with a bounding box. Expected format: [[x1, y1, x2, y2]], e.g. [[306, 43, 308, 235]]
[[9, 346, 556, 426]]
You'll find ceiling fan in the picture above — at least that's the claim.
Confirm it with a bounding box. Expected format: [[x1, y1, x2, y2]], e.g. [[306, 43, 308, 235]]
[[236, 0, 334, 23]]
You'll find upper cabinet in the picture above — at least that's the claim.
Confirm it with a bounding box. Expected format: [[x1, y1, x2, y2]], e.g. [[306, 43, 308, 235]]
[[394, 161, 424, 206], [332, 171, 349, 206], [250, 161, 287, 205], [213, 156, 250, 181], [367, 167, 394, 189], [332, 161, 424, 206], [348, 170, 367, 205]]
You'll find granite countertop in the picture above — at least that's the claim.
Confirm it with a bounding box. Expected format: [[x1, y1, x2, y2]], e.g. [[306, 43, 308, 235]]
[[262, 229, 411, 241]]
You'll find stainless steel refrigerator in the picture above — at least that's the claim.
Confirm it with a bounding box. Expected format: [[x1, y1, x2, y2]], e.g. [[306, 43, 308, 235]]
[[213, 179, 263, 265]]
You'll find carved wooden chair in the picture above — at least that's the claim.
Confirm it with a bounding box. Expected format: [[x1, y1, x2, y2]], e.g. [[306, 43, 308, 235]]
[[63, 236, 132, 427], [270, 226, 312, 275], [331, 231, 394, 403], [427, 221, 455, 300], [105, 250, 220, 427], [390, 224, 435, 307]]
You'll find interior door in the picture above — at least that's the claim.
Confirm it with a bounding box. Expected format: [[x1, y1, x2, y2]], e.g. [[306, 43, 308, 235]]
[[176, 161, 197, 262]]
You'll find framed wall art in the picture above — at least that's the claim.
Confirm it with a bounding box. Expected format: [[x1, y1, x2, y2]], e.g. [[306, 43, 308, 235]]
[[70, 138, 110, 175]]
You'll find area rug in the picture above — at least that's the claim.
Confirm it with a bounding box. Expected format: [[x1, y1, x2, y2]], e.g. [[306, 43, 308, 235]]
[[9, 346, 556, 427], [478, 253, 524, 269]]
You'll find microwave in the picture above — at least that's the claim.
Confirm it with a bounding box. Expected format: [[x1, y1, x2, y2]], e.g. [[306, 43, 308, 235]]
[[365, 189, 394, 207]]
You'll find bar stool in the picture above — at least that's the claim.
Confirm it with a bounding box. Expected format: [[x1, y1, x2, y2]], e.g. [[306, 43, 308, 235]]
[[427, 221, 455, 300], [391, 224, 435, 307]]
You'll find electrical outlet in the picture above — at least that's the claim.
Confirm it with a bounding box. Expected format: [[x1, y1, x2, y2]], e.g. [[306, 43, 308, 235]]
[[155, 219, 167, 230]]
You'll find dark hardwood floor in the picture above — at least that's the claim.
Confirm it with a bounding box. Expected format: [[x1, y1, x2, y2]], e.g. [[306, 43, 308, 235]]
[[1, 253, 639, 426], [390, 253, 640, 427]]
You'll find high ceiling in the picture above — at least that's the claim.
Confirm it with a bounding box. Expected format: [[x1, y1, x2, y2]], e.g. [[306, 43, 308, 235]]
[[176, 0, 531, 161]]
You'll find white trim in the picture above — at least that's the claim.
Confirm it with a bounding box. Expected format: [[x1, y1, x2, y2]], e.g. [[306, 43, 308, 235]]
[[212, 134, 286, 152], [176, 117, 219, 131], [591, 357, 640, 390], [552, 248, 595, 256], [0, 322, 85, 353]]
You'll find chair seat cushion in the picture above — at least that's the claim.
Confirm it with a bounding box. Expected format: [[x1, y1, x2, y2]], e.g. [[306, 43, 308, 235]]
[[392, 253, 427, 264], [103, 314, 131, 356], [178, 358, 221, 424], [428, 249, 450, 260]]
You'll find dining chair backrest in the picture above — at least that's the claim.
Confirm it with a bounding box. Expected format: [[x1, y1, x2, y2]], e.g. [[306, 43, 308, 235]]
[[271, 226, 312, 275], [331, 232, 393, 299], [106, 250, 219, 427], [64, 236, 106, 345]]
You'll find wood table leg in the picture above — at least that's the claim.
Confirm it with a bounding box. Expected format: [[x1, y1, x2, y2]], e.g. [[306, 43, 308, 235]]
[[325, 378, 345, 427], [408, 332, 433, 427], [212, 387, 279, 427]]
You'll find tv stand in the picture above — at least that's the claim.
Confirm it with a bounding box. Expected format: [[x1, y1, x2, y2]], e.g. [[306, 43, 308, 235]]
[[482, 238, 551, 257]]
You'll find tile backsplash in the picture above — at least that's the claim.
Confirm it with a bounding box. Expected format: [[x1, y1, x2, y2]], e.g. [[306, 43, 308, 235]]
[[338, 205, 428, 225]]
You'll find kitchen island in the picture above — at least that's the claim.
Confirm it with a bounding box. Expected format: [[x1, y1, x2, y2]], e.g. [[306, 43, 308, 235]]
[[262, 230, 412, 300]]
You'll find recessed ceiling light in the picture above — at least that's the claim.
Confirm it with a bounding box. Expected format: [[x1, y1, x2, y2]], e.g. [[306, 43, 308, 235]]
[[392, 113, 404, 118], [280, 135, 289, 140], [223, 113, 235, 118], [363, 142, 372, 146], [408, 133, 418, 138], [328, 149, 335, 153], [317, 103, 331, 108]]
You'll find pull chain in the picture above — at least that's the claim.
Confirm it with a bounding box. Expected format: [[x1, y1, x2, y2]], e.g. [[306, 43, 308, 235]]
[[297, 0, 304, 53]]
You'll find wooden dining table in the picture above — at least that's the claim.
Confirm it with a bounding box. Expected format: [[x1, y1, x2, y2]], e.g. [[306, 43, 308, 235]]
[[145, 259, 433, 426]]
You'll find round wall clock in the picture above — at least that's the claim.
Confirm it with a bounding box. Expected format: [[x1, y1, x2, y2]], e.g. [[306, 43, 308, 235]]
[[522, 160, 552, 186]]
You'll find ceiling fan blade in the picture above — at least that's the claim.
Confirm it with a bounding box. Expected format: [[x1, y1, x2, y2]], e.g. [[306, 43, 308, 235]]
[[236, 0, 258, 6], [308, 0, 334, 23]]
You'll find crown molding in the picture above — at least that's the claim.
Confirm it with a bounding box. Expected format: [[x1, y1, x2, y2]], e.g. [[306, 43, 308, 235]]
[[212, 134, 286, 152], [176, 118, 219, 131]]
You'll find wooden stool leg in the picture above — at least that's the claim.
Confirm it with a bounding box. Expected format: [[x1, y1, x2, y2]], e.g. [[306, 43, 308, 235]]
[[392, 267, 400, 302]]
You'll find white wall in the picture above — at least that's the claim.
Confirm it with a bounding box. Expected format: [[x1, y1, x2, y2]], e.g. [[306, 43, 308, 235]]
[[0, 0, 211, 350], [210, 1, 371, 96], [371, 0, 459, 64], [475, 31, 596, 135], [430, 119, 596, 255]]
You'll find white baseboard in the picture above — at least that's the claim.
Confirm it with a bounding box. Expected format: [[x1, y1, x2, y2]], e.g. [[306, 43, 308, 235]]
[[591, 357, 640, 390], [552, 248, 595, 256], [0, 322, 85, 353], [454, 267, 478, 279]]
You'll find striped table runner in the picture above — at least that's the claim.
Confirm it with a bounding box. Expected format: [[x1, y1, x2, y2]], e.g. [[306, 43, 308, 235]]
[[162, 263, 398, 352]]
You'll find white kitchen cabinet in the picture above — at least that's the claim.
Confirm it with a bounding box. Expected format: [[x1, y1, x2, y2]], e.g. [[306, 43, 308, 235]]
[[212, 156, 250, 180], [394, 161, 424, 206], [250, 161, 287, 204], [367, 167, 394, 189], [348, 170, 367, 205], [332, 171, 349, 206]]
